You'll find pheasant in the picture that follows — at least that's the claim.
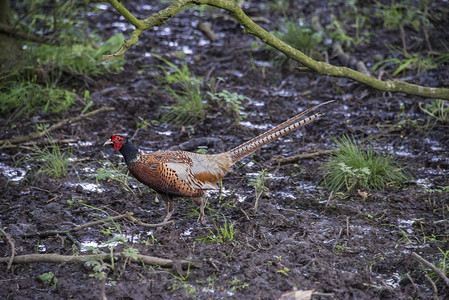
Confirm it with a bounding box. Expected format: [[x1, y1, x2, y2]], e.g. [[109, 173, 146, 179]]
[[104, 100, 333, 224]]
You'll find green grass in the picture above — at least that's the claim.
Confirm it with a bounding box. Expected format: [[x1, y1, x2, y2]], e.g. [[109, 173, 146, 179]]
[[322, 135, 411, 192], [33, 138, 72, 178], [153, 54, 207, 125], [208, 89, 248, 125], [419, 99, 449, 123], [0, 81, 76, 119], [0, 32, 124, 120], [327, 16, 372, 48], [271, 18, 323, 64], [372, 48, 441, 76], [37, 272, 58, 290], [249, 168, 269, 213], [23, 33, 125, 80], [95, 158, 136, 193], [196, 215, 236, 244], [228, 277, 249, 292], [376, 0, 424, 32], [434, 247, 449, 279]]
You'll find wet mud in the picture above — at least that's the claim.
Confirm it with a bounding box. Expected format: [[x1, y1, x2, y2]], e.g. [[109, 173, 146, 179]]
[[1, 1, 448, 299]]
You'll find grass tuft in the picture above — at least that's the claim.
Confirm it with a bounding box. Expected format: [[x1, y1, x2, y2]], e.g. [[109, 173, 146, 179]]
[[153, 54, 206, 125], [0, 81, 76, 118], [196, 215, 236, 244], [208, 89, 248, 125], [33, 138, 72, 178], [419, 99, 449, 123], [270, 18, 323, 64], [322, 135, 411, 192]]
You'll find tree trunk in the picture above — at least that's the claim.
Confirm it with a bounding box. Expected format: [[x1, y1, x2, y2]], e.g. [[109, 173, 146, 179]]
[[0, 0, 23, 73]]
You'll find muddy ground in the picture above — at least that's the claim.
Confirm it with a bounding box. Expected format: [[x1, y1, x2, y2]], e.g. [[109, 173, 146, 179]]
[[1, 0, 449, 299]]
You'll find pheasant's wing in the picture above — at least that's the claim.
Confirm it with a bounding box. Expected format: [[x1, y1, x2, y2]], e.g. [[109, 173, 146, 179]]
[[161, 151, 230, 191], [165, 161, 219, 190]]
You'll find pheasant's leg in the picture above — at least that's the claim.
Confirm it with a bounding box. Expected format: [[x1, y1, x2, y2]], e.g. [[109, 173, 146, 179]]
[[159, 193, 175, 223], [193, 196, 207, 225]]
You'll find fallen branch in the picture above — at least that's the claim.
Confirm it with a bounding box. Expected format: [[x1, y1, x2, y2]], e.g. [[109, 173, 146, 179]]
[[411, 251, 449, 288], [0, 252, 201, 268], [20, 212, 133, 238], [270, 149, 334, 165], [0, 228, 16, 270], [95, 0, 449, 100], [19, 212, 173, 238], [0, 23, 59, 44], [127, 214, 174, 228], [0, 107, 115, 149]]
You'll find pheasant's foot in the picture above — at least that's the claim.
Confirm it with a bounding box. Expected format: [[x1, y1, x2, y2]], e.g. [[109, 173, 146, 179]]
[[195, 197, 208, 226], [163, 211, 174, 224]]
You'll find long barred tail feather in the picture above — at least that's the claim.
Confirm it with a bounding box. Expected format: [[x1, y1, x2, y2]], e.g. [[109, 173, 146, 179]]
[[226, 100, 333, 164]]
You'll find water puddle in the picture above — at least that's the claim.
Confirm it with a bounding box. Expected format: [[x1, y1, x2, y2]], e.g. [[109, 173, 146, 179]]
[[0, 162, 26, 182], [156, 130, 173, 136], [182, 226, 194, 237], [65, 182, 105, 193], [80, 233, 142, 252], [208, 188, 246, 203], [240, 121, 270, 130]]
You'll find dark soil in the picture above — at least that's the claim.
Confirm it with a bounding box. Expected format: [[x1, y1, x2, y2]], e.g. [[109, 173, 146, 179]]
[[1, 1, 448, 299]]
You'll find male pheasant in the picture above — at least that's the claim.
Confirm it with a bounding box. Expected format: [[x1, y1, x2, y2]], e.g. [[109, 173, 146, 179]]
[[104, 100, 333, 224]]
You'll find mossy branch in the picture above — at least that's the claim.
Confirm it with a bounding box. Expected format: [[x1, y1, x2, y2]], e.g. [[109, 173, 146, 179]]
[[95, 0, 449, 100]]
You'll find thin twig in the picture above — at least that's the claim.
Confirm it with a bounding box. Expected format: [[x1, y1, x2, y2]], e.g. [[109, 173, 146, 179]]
[[412, 252, 449, 288], [0, 107, 114, 149], [20, 212, 133, 238], [406, 273, 418, 294], [424, 274, 439, 300], [0, 228, 16, 270], [270, 150, 334, 165], [126, 214, 174, 228], [346, 216, 350, 237], [18, 212, 173, 239], [324, 191, 334, 211], [101, 277, 108, 300]]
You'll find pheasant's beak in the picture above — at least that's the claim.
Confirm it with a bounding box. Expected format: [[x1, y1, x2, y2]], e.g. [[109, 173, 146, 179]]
[[103, 139, 114, 147]]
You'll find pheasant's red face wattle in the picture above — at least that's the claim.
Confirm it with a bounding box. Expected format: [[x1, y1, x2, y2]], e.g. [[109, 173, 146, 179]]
[[111, 135, 125, 150]]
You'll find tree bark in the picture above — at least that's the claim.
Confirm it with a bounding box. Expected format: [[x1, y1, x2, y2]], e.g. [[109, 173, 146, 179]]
[[0, 0, 22, 73]]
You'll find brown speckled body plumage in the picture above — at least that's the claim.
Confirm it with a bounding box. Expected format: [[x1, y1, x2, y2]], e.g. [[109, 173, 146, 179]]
[[128, 151, 232, 197], [104, 101, 333, 224]]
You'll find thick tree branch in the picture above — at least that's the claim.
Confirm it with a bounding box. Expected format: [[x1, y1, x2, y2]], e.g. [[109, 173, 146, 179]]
[[95, 0, 449, 100]]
